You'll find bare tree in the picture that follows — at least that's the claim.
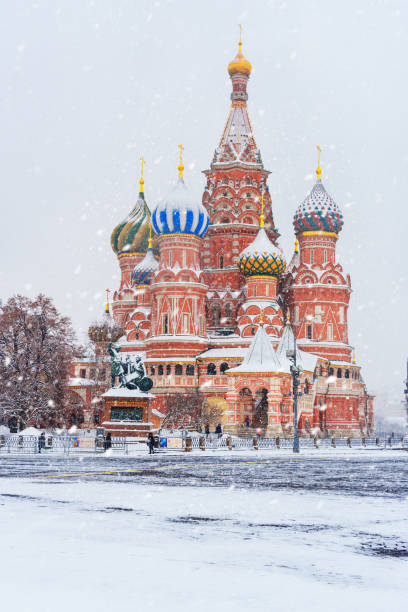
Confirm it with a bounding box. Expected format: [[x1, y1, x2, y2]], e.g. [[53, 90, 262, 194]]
[[0, 294, 79, 429], [160, 391, 224, 430]]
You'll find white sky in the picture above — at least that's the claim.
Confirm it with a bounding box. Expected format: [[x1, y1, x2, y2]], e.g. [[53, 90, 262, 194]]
[[1, 0, 407, 407]]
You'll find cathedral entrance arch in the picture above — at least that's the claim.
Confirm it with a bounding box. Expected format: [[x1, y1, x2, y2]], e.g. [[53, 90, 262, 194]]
[[253, 388, 268, 429], [239, 388, 254, 427]]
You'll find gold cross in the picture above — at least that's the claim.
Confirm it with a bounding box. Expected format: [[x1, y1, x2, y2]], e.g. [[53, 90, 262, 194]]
[[105, 288, 110, 313], [316, 145, 322, 179], [238, 24, 243, 50], [139, 157, 145, 193], [178, 144, 184, 179]]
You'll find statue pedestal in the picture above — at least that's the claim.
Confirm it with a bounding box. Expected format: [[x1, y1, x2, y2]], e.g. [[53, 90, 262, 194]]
[[101, 388, 159, 437]]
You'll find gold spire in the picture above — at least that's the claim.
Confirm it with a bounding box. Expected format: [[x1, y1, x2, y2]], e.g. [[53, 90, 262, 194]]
[[148, 221, 153, 250], [105, 288, 110, 314], [228, 25, 252, 76], [259, 192, 265, 228], [316, 145, 322, 180], [260, 309, 265, 326], [352, 349, 356, 364], [294, 239, 299, 254], [178, 144, 184, 180], [139, 156, 145, 194]]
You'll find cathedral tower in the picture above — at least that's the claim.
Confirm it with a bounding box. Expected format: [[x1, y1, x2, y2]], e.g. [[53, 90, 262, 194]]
[[283, 149, 352, 362], [201, 34, 279, 334], [147, 150, 209, 358]]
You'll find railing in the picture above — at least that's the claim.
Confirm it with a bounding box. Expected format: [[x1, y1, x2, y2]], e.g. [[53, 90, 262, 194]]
[[0, 433, 407, 455]]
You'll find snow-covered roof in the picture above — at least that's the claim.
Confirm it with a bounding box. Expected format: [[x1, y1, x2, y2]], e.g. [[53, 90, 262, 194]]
[[144, 357, 196, 363], [276, 322, 318, 373], [196, 348, 246, 360], [68, 377, 97, 387], [152, 409, 165, 418], [102, 388, 155, 399], [228, 324, 285, 374]]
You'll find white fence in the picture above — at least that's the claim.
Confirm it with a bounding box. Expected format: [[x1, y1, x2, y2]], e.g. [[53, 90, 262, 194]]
[[0, 433, 407, 455]]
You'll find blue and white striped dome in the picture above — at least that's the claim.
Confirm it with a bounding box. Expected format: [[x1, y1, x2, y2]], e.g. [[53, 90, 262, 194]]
[[131, 246, 159, 286], [152, 179, 209, 237]]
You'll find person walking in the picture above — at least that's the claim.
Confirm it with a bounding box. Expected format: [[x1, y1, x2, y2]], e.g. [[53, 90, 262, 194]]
[[105, 432, 112, 451], [38, 432, 45, 454], [215, 423, 222, 439], [205, 423, 210, 437], [147, 432, 155, 454]]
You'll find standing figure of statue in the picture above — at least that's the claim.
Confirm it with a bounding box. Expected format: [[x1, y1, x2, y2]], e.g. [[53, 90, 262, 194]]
[[108, 342, 123, 388]]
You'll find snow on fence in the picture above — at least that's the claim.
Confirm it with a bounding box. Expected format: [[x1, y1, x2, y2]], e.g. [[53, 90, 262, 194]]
[[0, 433, 406, 455]]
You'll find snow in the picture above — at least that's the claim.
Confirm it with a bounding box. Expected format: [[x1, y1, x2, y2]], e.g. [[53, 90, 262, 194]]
[[102, 388, 155, 399], [228, 324, 283, 373], [0, 453, 407, 611], [197, 347, 247, 359], [68, 377, 97, 386]]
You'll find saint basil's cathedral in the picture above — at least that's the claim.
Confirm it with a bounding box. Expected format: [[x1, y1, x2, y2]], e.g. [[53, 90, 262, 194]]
[[70, 37, 374, 437]]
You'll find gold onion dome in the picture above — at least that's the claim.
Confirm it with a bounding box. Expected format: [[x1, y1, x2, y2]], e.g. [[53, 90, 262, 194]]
[[238, 227, 286, 278], [111, 158, 152, 256], [228, 39, 252, 76]]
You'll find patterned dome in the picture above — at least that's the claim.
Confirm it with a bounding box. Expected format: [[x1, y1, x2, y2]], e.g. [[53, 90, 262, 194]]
[[238, 228, 286, 277], [293, 180, 343, 235], [152, 179, 209, 237], [111, 193, 151, 256], [131, 243, 159, 286]]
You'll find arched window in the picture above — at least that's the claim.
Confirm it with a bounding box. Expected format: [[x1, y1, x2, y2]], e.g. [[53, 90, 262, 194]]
[[166, 365, 171, 375], [220, 362, 229, 374], [251, 327, 255, 335], [222, 218, 230, 224], [186, 365, 194, 376], [219, 254, 224, 269], [207, 363, 217, 375], [212, 304, 221, 327], [151, 366, 155, 376], [329, 367, 334, 377], [337, 368, 342, 378], [158, 365, 163, 376], [319, 365, 323, 376], [225, 303, 233, 319], [164, 315, 168, 334], [304, 379, 310, 395], [175, 364, 183, 376], [307, 325, 312, 339], [345, 369, 350, 379]]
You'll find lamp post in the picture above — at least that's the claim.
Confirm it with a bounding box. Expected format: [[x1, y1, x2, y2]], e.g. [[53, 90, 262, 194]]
[[286, 322, 301, 453]]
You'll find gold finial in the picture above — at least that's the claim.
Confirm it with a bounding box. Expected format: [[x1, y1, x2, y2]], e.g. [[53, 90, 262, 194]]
[[352, 349, 356, 364], [316, 145, 322, 180], [139, 157, 145, 193], [294, 239, 299, 254], [260, 309, 265, 326], [259, 192, 265, 228], [178, 144, 184, 180], [105, 288, 110, 314], [238, 24, 243, 52], [148, 221, 153, 250]]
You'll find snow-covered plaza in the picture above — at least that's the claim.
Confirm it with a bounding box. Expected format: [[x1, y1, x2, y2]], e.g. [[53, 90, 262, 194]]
[[1, 450, 407, 611]]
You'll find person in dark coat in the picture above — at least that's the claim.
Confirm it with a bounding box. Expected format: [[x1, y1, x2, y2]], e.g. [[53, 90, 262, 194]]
[[105, 432, 112, 450], [245, 416, 250, 428], [205, 423, 210, 436], [215, 423, 222, 438], [38, 432, 46, 454], [147, 432, 155, 454]]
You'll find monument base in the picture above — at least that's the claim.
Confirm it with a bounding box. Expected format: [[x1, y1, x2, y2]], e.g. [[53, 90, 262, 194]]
[[101, 388, 161, 437]]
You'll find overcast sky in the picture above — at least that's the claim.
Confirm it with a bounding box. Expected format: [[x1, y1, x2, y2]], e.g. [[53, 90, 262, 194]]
[[1, 0, 407, 410]]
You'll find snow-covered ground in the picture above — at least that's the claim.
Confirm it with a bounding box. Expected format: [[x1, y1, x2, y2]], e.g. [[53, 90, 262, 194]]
[[1, 453, 407, 611]]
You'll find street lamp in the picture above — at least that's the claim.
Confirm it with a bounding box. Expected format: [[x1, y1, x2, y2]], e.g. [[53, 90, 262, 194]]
[[286, 321, 303, 453]]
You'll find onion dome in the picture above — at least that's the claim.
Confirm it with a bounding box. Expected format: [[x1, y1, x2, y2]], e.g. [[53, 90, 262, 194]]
[[131, 233, 159, 286], [152, 147, 209, 237], [293, 150, 343, 235], [238, 227, 286, 277], [88, 293, 123, 343], [228, 38, 252, 76], [111, 163, 151, 255]]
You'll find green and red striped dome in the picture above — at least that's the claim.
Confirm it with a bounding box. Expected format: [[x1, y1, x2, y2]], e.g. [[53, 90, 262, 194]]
[[110, 193, 151, 256]]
